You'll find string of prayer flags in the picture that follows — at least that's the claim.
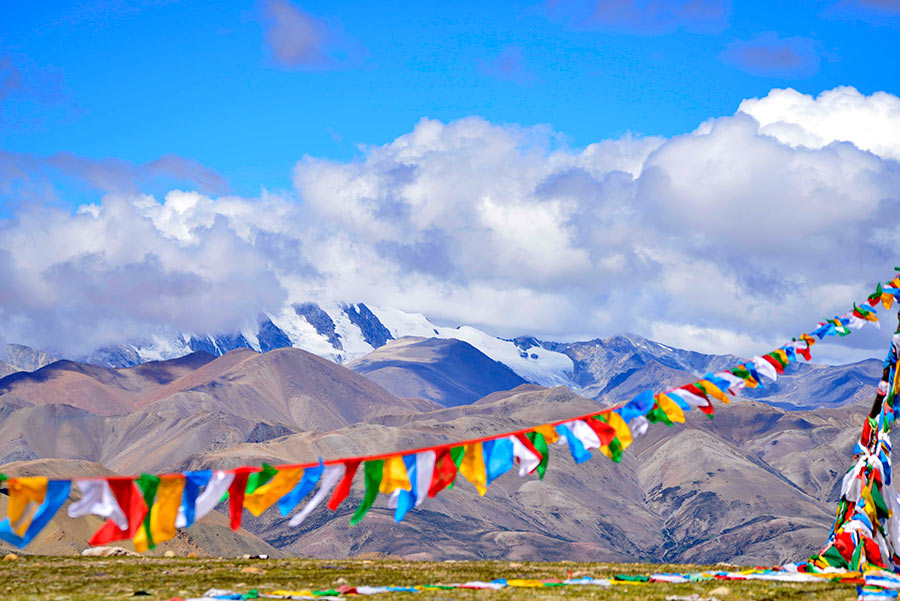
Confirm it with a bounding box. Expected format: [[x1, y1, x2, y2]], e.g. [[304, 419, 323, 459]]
[[0, 272, 895, 551]]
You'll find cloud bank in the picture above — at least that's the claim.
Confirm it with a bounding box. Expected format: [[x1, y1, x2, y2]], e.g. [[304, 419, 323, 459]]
[[1, 86, 899, 363]]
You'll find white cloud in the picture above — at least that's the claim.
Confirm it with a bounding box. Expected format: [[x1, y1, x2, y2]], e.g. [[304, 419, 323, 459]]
[[1, 86, 899, 363], [738, 86, 900, 161]]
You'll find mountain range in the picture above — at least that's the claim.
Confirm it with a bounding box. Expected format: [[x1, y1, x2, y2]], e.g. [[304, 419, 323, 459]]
[[1, 300, 882, 410], [0, 327, 884, 563]]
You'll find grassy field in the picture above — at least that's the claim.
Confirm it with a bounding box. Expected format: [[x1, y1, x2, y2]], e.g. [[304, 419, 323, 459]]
[[0, 557, 861, 601]]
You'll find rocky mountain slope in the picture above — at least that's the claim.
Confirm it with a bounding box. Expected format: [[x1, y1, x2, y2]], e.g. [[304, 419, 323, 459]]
[[347, 337, 527, 406], [188, 386, 863, 565], [0, 348, 438, 473]]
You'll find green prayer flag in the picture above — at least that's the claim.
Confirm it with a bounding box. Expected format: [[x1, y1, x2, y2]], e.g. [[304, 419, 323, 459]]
[[245, 463, 278, 494], [614, 575, 649, 582], [608, 438, 623, 463], [526, 431, 549, 479], [731, 367, 750, 379], [446, 446, 465, 489], [850, 537, 864, 571], [820, 545, 849, 569], [136, 473, 161, 549], [646, 406, 672, 426], [871, 483, 890, 520], [350, 460, 384, 525]]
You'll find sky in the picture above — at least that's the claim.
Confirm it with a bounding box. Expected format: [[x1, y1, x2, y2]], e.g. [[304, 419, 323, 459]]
[[1, 0, 900, 364]]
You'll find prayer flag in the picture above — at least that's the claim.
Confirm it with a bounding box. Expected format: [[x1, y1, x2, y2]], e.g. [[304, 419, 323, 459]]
[[227, 466, 255, 531], [176, 470, 212, 529], [134, 475, 185, 552], [244, 467, 304, 517], [289, 464, 344, 527], [458, 443, 488, 495], [279, 460, 324, 517], [525, 432, 550, 478], [484, 438, 514, 484], [191, 471, 234, 524], [68, 479, 128, 530], [379, 455, 412, 495], [89, 478, 148, 545], [393, 450, 436, 521], [327, 460, 361, 511], [0, 478, 70, 548], [428, 447, 460, 497], [555, 423, 591, 464]]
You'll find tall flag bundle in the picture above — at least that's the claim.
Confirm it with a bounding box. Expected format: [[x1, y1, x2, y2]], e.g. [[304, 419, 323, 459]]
[[1, 269, 899, 551], [812, 309, 900, 572]]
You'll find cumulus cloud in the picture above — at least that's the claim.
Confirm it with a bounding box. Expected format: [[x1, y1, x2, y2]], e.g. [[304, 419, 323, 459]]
[[0, 193, 287, 356], [544, 0, 731, 34], [720, 32, 820, 78], [1, 86, 899, 364], [738, 86, 900, 161], [258, 0, 366, 69]]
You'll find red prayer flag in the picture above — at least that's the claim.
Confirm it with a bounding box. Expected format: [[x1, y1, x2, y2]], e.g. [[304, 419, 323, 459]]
[[682, 386, 715, 416], [428, 448, 458, 498], [326, 460, 360, 511], [761, 354, 785, 374], [88, 478, 148, 545], [228, 466, 255, 531], [582, 419, 616, 446]]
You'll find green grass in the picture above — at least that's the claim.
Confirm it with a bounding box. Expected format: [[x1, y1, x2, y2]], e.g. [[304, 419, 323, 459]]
[[0, 557, 857, 600]]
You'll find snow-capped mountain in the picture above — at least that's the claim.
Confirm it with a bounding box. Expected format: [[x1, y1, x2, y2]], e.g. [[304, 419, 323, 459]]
[[83, 302, 579, 388], [12, 300, 881, 409]]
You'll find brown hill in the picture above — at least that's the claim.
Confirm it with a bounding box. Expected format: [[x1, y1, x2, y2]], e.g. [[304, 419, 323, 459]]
[[0, 351, 217, 416], [347, 337, 527, 407], [141, 347, 438, 431], [0, 347, 439, 474]]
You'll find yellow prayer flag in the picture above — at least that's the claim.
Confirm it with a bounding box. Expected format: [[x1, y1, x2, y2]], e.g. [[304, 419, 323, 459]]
[[699, 380, 730, 404], [883, 293, 894, 310], [605, 411, 632, 450], [379, 455, 412, 494], [244, 468, 304, 517], [655, 394, 685, 423], [134, 475, 185, 552], [533, 424, 559, 444], [6, 477, 47, 536], [458, 443, 488, 496]]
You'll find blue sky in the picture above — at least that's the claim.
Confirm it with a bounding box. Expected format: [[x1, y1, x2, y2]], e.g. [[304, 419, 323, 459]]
[[1, 0, 900, 363], [3, 0, 899, 200]]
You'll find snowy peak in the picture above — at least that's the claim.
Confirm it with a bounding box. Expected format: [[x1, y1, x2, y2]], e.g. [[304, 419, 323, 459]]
[[69, 304, 753, 399]]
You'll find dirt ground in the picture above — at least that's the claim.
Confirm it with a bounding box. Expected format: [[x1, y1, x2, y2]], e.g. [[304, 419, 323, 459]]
[[0, 556, 860, 600]]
